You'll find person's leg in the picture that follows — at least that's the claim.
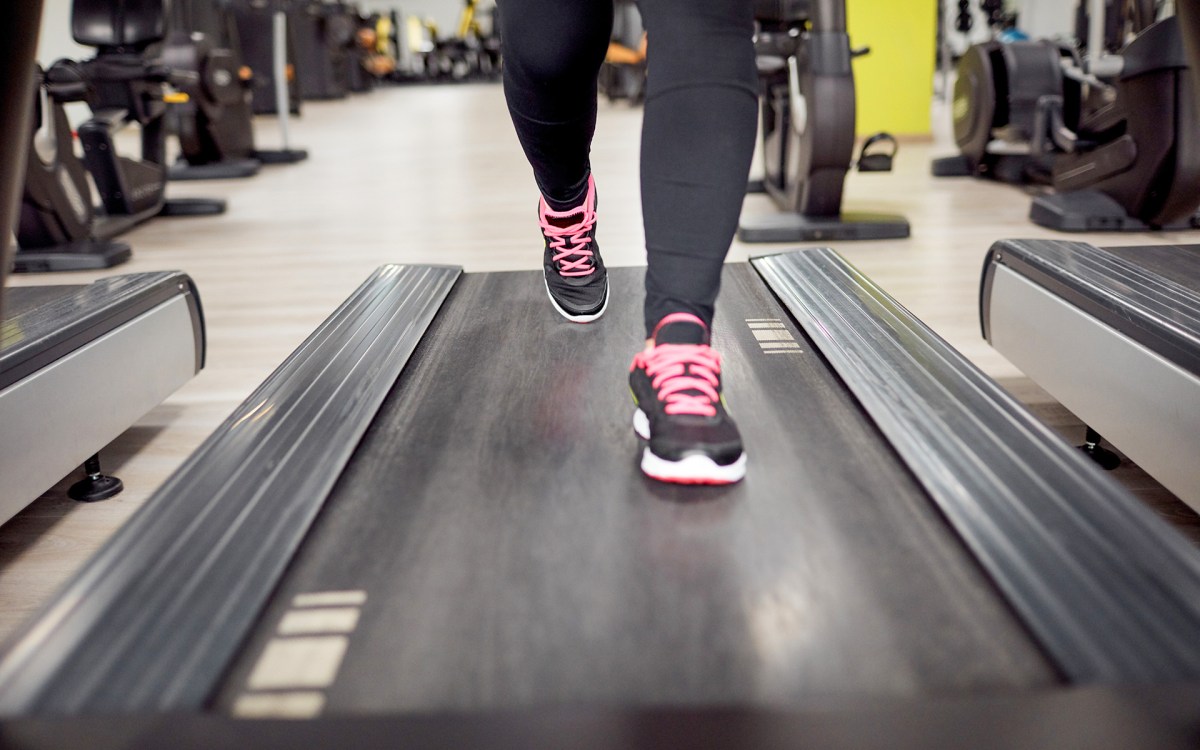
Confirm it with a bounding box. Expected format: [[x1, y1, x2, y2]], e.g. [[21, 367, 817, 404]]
[[628, 0, 758, 484], [497, 0, 614, 322], [497, 0, 612, 207], [637, 0, 758, 336]]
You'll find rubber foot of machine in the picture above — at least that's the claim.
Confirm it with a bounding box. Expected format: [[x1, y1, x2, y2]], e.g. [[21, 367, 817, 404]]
[[255, 149, 309, 165], [1079, 428, 1121, 471], [161, 198, 227, 217], [69, 455, 124, 502]]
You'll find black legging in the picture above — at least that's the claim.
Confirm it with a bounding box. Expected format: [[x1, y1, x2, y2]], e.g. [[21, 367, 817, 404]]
[[497, 0, 758, 336]]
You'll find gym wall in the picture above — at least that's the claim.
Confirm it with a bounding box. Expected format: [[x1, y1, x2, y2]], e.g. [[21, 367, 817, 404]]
[[847, 0, 937, 137], [37, 0, 92, 65]]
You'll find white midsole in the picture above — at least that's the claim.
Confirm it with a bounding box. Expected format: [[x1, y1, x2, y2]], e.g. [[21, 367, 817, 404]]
[[544, 276, 609, 323], [640, 448, 748, 483], [632, 409, 746, 482]]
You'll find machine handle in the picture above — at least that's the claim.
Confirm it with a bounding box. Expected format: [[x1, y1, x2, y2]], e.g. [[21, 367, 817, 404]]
[[43, 59, 89, 102]]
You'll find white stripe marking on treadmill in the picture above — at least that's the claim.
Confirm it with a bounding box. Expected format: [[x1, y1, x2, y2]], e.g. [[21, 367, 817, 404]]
[[293, 590, 367, 608], [237, 590, 369, 716], [747, 318, 801, 354], [247, 636, 350, 690], [278, 607, 361, 635], [232, 691, 326, 719]]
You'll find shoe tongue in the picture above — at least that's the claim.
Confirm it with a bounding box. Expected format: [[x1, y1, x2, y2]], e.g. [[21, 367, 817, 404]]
[[546, 210, 586, 230], [655, 320, 708, 346]]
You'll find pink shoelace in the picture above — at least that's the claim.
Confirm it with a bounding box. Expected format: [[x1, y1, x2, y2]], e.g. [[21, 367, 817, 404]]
[[539, 176, 597, 278], [635, 344, 723, 417]]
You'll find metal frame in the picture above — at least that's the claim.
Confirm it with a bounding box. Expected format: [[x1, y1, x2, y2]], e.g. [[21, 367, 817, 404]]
[[755, 248, 1200, 682], [0, 264, 460, 715]]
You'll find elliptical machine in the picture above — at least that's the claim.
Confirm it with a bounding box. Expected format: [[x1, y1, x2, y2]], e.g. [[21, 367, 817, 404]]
[[1028, 4, 1200, 231], [738, 0, 909, 243], [14, 0, 226, 273], [930, 38, 1073, 184], [934, 0, 1200, 232]]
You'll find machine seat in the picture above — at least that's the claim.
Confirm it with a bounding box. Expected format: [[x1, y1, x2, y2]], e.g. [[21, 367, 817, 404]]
[[73, 0, 166, 51]]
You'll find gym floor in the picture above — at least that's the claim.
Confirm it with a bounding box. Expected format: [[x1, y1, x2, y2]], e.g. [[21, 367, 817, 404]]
[[1, 82, 1197, 641]]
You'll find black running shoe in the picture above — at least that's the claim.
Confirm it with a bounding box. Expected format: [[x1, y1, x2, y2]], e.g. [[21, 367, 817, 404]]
[[629, 313, 746, 484], [539, 174, 608, 323]]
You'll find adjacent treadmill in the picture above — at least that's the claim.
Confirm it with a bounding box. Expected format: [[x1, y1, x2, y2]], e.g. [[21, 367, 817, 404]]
[[979, 0, 1200, 510], [0, 4, 206, 524], [1, 253, 1200, 747], [0, 274, 206, 521], [981, 239, 1200, 508]]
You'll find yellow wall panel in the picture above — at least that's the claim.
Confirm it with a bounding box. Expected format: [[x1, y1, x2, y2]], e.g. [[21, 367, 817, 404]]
[[846, 0, 937, 136]]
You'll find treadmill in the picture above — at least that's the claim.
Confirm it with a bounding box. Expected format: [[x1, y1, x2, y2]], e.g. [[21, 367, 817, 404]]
[[979, 0, 1200, 512], [2, 254, 1200, 748], [0, 4, 206, 524], [2, 6, 1200, 750], [981, 239, 1200, 508]]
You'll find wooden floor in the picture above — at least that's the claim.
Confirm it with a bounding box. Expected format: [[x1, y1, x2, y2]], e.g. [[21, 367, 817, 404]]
[[2, 82, 1197, 643]]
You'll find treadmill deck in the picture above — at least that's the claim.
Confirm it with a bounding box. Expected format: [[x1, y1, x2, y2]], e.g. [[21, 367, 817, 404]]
[[215, 266, 1052, 715]]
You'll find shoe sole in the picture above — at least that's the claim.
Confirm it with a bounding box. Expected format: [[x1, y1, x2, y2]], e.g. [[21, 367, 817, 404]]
[[544, 275, 609, 324], [633, 409, 747, 485]]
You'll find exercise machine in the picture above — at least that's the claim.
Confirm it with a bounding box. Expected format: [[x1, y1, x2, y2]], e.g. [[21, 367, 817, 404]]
[[290, 0, 355, 100], [2, 262, 1200, 741], [934, 0, 1200, 232], [229, 0, 310, 163], [981, 238, 1200, 505], [0, 3, 206, 522], [1028, 2, 1200, 231], [738, 0, 910, 243], [422, 0, 503, 82], [14, 0, 228, 273], [931, 38, 1072, 184], [229, 0, 303, 116], [599, 0, 646, 103], [15, 67, 132, 271], [3, 1, 1200, 744], [980, 0, 1200, 502], [163, 0, 262, 180]]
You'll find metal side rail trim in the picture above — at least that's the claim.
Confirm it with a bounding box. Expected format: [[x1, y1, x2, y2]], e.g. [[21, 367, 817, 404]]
[[980, 239, 1200, 378], [0, 272, 205, 391], [753, 248, 1200, 683], [0, 264, 461, 716]]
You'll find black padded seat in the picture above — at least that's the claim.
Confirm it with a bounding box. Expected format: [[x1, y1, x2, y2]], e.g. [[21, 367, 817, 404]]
[[754, 0, 812, 23], [73, 0, 166, 51]]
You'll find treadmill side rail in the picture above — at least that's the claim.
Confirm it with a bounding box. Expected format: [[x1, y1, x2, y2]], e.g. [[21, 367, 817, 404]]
[[753, 248, 1200, 684], [981, 239, 1200, 507], [0, 272, 206, 391], [0, 264, 461, 716], [0, 272, 205, 524], [980, 239, 1200, 378]]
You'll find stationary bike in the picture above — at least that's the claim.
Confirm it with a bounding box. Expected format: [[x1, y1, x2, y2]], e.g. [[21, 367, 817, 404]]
[[15, 68, 131, 272], [14, 0, 226, 273], [163, 0, 262, 180], [738, 0, 909, 243]]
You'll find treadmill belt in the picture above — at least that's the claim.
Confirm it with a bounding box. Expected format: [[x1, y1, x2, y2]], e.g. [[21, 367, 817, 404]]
[[215, 266, 1054, 714]]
